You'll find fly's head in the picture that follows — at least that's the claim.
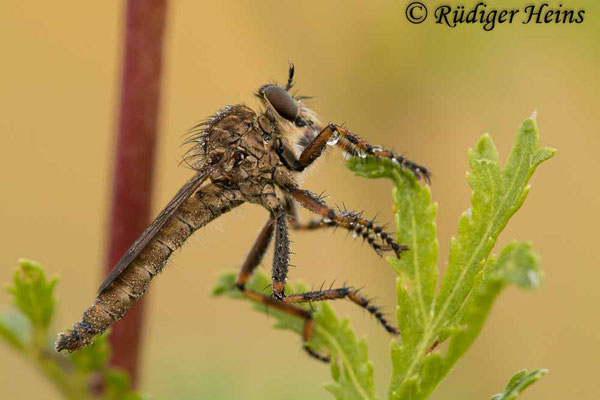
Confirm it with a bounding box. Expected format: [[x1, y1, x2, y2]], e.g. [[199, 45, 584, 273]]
[[257, 64, 321, 151]]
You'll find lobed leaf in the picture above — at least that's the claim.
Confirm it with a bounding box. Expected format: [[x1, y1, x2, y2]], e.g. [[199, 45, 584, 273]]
[[7, 259, 58, 332], [435, 118, 555, 330], [347, 115, 553, 400], [491, 369, 547, 400], [410, 242, 543, 400], [213, 271, 378, 400], [347, 156, 439, 340], [1, 260, 142, 400]]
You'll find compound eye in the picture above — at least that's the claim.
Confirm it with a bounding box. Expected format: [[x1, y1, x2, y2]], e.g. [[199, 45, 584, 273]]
[[264, 85, 298, 122]]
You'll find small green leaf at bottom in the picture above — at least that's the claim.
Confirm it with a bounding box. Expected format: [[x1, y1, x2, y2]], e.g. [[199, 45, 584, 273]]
[[491, 369, 547, 400]]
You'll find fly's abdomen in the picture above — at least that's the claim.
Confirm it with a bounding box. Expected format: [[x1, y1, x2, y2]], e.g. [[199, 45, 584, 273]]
[[56, 183, 243, 352]]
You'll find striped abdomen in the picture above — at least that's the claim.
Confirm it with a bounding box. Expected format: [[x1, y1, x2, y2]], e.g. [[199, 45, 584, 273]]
[[56, 183, 243, 352]]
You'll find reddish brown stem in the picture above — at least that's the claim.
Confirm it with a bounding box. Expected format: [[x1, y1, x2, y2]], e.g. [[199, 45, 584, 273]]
[[105, 0, 168, 386]]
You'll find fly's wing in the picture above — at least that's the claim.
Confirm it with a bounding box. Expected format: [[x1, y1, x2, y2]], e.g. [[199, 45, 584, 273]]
[[98, 166, 215, 293]]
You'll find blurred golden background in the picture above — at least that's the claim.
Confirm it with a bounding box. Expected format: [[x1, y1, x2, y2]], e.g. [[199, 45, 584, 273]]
[[1, 1, 598, 399]]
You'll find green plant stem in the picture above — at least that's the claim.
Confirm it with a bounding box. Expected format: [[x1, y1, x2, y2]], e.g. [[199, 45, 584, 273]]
[[7, 340, 93, 400]]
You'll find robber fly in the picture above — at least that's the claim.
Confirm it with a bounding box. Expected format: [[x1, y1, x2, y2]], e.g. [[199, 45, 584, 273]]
[[56, 65, 430, 362]]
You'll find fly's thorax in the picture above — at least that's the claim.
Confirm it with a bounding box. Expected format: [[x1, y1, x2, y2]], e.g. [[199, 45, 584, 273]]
[[209, 121, 279, 185], [187, 105, 256, 170]]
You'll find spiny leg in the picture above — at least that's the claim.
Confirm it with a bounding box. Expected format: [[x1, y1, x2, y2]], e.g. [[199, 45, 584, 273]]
[[284, 193, 335, 231], [283, 287, 399, 335], [240, 288, 329, 362], [234, 217, 329, 362], [271, 208, 290, 299], [234, 226, 396, 359], [245, 200, 398, 359], [258, 195, 294, 301], [278, 124, 430, 182], [281, 195, 398, 334], [289, 217, 334, 231], [285, 196, 396, 256], [330, 124, 430, 183], [236, 218, 275, 289], [284, 187, 408, 258]]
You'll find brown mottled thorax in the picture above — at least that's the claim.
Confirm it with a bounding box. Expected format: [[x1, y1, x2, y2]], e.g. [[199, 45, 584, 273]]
[[188, 105, 298, 197]]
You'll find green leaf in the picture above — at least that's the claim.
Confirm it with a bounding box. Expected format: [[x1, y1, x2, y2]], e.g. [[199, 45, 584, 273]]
[[436, 117, 555, 330], [69, 331, 142, 400], [448, 242, 542, 361], [213, 271, 378, 400], [389, 172, 439, 333], [348, 152, 439, 345], [0, 311, 29, 350], [489, 241, 543, 289], [347, 158, 440, 397], [491, 369, 547, 400], [1, 260, 143, 400], [6, 259, 58, 332], [347, 115, 553, 400], [103, 369, 146, 400]]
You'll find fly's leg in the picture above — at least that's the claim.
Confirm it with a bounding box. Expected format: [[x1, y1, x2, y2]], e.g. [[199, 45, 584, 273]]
[[234, 218, 329, 361], [313, 125, 431, 182], [282, 194, 399, 334], [282, 287, 399, 335], [252, 192, 295, 301], [284, 194, 397, 256], [289, 217, 334, 231], [284, 194, 333, 232], [235, 218, 275, 289], [240, 289, 329, 362], [240, 200, 397, 360], [284, 187, 408, 258], [277, 124, 430, 183], [233, 218, 395, 360], [271, 208, 290, 299]]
